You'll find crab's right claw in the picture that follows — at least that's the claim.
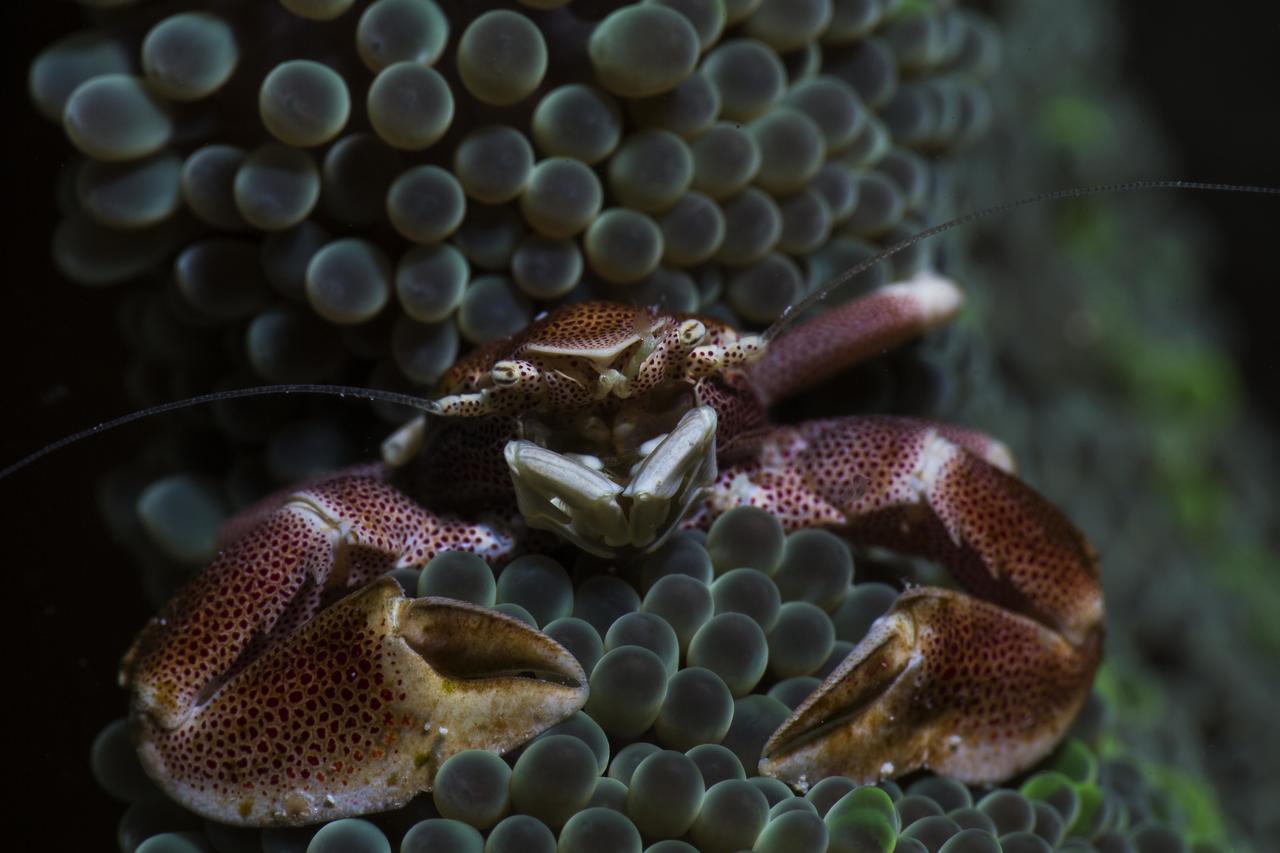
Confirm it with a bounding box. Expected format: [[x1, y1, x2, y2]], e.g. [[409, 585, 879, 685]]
[[135, 578, 587, 827], [759, 587, 1100, 788]]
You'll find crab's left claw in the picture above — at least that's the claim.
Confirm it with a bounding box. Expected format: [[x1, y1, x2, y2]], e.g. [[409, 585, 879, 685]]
[[759, 587, 1099, 786], [705, 416, 1101, 787], [136, 578, 587, 827]]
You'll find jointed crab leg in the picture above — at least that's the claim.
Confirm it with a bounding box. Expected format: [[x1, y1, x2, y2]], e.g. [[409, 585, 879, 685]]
[[700, 416, 1102, 786], [121, 474, 586, 826], [748, 271, 964, 406]]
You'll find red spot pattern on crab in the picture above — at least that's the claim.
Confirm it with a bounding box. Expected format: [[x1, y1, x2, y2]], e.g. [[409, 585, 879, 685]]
[[439, 302, 667, 397], [700, 416, 1099, 642], [122, 474, 514, 736], [132, 572, 588, 826], [145, 592, 405, 799], [908, 593, 1097, 743]]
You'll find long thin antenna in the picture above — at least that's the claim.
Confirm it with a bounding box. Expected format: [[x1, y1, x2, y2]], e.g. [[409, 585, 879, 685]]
[[762, 180, 1280, 343], [1, 384, 438, 481]]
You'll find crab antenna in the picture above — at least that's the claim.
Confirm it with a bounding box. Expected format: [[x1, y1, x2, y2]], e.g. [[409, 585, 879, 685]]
[[762, 180, 1280, 343], [0, 384, 440, 482]]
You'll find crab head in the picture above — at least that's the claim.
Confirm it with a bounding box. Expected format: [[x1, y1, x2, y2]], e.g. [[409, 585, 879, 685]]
[[384, 303, 767, 556]]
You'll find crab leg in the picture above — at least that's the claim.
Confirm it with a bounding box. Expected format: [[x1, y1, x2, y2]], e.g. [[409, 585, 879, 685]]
[[121, 475, 586, 826], [747, 271, 964, 406], [701, 416, 1102, 786]]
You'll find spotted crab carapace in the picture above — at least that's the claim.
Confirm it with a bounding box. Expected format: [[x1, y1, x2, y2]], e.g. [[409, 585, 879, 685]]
[[119, 271, 1102, 826]]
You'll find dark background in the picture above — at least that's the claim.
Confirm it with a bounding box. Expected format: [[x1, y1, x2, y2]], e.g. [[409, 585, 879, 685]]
[[2, 1, 1276, 847], [1121, 1, 1280, 426]]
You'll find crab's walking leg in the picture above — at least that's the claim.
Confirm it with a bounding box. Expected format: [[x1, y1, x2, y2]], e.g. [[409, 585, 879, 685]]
[[748, 271, 964, 406], [702, 416, 1101, 786], [121, 475, 586, 826]]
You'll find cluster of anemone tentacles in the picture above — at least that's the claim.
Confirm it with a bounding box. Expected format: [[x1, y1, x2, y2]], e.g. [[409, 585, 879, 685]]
[[29, 0, 999, 609], [93, 508, 1222, 852]]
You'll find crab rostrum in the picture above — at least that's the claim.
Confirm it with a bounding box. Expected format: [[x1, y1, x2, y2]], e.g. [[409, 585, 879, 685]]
[[120, 270, 1102, 825]]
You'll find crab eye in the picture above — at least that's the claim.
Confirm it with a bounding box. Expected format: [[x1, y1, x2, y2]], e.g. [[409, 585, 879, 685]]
[[678, 319, 707, 347], [492, 360, 524, 386]]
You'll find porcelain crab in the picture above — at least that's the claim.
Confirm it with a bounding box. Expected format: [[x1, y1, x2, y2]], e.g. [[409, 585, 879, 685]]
[[119, 270, 1102, 826]]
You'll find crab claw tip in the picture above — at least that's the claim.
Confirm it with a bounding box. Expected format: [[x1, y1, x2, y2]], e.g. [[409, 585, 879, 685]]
[[397, 592, 590, 744]]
